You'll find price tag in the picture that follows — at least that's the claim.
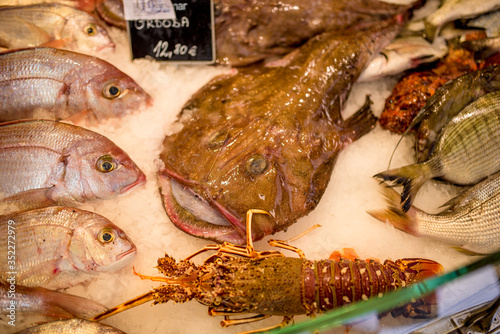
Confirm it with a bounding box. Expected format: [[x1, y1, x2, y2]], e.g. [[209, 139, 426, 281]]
[[125, 0, 215, 63]]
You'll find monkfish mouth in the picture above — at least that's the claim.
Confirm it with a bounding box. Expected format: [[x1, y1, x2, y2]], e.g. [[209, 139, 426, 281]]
[[157, 171, 248, 245]]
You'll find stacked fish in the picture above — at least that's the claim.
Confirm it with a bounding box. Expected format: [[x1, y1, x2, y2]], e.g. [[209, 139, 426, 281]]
[[0, 2, 151, 332], [365, 0, 500, 256], [0, 120, 144, 331], [371, 69, 500, 254]]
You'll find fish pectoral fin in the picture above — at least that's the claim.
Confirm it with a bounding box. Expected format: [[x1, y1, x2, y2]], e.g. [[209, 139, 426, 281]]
[[341, 95, 377, 141], [40, 288, 109, 318], [64, 109, 96, 125], [39, 38, 72, 49], [451, 246, 485, 256], [1, 187, 56, 211]]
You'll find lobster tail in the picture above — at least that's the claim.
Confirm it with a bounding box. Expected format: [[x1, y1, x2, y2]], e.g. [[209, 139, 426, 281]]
[[396, 258, 444, 283]]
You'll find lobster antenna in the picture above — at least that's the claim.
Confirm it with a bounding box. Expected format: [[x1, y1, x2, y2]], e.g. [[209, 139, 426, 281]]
[[286, 224, 321, 243], [89, 292, 154, 321]]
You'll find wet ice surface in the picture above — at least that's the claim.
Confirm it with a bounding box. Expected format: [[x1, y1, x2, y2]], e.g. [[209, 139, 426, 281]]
[[2, 23, 479, 334]]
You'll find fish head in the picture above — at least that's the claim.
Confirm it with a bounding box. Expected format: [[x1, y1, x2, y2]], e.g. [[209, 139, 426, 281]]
[[159, 114, 320, 245], [68, 138, 146, 201], [480, 65, 500, 92], [71, 214, 137, 272], [86, 70, 153, 120], [62, 13, 115, 52]]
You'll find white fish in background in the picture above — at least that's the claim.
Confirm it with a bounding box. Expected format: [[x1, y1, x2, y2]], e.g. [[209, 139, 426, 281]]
[[0, 3, 114, 52], [15, 318, 127, 333], [369, 169, 500, 254], [359, 35, 447, 82], [424, 0, 500, 41], [0, 206, 137, 290], [461, 10, 500, 58]]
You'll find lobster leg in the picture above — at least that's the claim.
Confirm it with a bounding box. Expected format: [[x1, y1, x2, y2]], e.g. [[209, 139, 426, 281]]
[[222, 316, 293, 334], [185, 210, 284, 262], [267, 239, 306, 258]]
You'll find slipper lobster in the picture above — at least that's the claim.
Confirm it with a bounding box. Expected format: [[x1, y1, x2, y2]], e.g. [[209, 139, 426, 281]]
[[91, 210, 444, 332]]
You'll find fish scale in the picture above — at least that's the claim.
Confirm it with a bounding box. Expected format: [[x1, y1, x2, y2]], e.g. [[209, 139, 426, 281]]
[[436, 93, 500, 185]]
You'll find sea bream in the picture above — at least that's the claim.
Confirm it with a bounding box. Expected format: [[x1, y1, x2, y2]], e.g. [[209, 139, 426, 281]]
[[375, 90, 500, 213], [369, 169, 500, 254], [411, 65, 500, 162], [0, 3, 114, 52], [0, 206, 136, 289], [0, 47, 152, 124], [0, 119, 145, 211], [158, 13, 411, 244]]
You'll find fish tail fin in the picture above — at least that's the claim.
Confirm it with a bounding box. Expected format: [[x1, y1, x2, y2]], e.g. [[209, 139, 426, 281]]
[[32, 286, 109, 319], [373, 161, 433, 212], [367, 186, 421, 236], [343, 95, 378, 141]]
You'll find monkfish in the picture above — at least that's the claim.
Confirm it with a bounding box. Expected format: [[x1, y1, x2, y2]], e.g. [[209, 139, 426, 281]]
[[158, 14, 411, 244]]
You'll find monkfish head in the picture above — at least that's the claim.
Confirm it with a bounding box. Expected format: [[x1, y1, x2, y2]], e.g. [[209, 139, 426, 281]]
[[158, 102, 329, 245]]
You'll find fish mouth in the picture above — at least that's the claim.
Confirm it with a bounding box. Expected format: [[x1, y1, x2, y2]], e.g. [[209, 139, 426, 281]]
[[119, 171, 146, 194], [116, 246, 137, 262], [157, 170, 247, 245], [98, 245, 137, 272]]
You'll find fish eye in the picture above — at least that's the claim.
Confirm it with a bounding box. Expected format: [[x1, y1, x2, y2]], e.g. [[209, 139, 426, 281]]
[[103, 83, 122, 99], [85, 23, 97, 36], [245, 154, 268, 175], [482, 70, 493, 82], [98, 228, 115, 243], [96, 155, 117, 173]]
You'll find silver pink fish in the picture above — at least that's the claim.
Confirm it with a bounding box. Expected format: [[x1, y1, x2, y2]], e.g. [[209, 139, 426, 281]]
[[0, 206, 137, 289], [0, 119, 145, 210], [0, 47, 152, 124]]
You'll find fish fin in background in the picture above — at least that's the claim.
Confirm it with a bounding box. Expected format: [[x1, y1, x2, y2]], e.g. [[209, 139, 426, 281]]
[[11, 284, 109, 319], [38, 288, 109, 319], [1, 187, 56, 211], [462, 36, 500, 59], [373, 159, 439, 212], [367, 185, 421, 236], [64, 109, 96, 124], [39, 38, 72, 49], [340, 95, 377, 141], [0, 17, 50, 49], [451, 247, 485, 256]]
